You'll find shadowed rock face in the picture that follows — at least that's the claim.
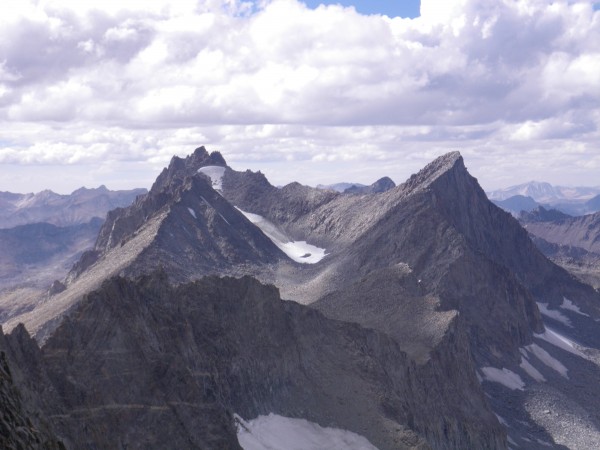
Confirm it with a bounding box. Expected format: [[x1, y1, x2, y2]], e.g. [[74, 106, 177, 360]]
[[0, 273, 507, 450], [68, 148, 285, 285], [0, 327, 65, 450]]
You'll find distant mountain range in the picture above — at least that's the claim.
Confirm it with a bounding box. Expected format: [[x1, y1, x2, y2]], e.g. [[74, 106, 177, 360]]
[[487, 181, 600, 216], [1, 148, 600, 449], [0, 185, 147, 229], [316, 177, 396, 195], [520, 206, 600, 289], [0, 185, 147, 308], [488, 181, 600, 203]]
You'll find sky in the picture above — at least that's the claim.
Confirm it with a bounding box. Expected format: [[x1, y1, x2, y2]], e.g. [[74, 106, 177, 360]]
[[0, 0, 599, 194]]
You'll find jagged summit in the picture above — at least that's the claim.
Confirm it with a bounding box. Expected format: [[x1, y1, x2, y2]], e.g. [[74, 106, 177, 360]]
[[151, 146, 227, 193], [403, 151, 464, 193]]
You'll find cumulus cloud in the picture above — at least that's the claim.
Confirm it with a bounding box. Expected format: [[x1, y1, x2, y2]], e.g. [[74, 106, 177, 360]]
[[0, 0, 599, 192]]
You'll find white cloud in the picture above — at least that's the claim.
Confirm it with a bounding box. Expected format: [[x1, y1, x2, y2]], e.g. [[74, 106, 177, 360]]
[[0, 0, 598, 192]]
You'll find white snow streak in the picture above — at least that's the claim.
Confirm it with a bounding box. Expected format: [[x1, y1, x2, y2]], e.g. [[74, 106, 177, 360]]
[[560, 297, 589, 317], [198, 166, 226, 191], [519, 349, 546, 382], [537, 303, 572, 327], [187, 207, 197, 219], [236, 208, 327, 264], [536, 327, 587, 359], [523, 344, 568, 379], [480, 367, 525, 391], [235, 413, 379, 450]]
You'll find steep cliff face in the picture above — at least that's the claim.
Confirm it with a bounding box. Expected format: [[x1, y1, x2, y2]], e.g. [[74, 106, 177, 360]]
[[312, 153, 547, 358], [125, 175, 284, 281], [0, 327, 64, 450], [0, 273, 508, 449]]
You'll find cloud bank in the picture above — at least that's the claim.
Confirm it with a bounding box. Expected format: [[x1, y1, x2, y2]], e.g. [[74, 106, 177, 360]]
[[0, 0, 599, 192]]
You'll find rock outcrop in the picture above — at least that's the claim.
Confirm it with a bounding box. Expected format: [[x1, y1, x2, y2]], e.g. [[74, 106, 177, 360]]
[[0, 326, 64, 450]]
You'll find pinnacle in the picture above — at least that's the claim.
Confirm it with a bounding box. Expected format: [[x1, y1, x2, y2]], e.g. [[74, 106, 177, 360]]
[[404, 151, 465, 192]]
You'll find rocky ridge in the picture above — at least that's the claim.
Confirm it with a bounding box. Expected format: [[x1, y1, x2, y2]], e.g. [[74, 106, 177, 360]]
[[520, 208, 600, 289], [3, 148, 600, 448]]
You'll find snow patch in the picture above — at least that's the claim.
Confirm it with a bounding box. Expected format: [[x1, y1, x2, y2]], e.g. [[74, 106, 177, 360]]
[[236, 208, 327, 264], [560, 297, 589, 317], [198, 166, 226, 191], [235, 413, 379, 450], [537, 302, 572, 327], [536, 327, 587, 359], [495, 414, 509, 427], [480, 367, 525, 390], [524, 344, 568, 378], [187, 207, 197, 219], [519, 353, 546, 382]]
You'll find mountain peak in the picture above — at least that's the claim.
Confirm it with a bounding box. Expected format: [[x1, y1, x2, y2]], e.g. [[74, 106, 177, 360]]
[[190, 146, 227, 167], [404, 151, 464, 193], [151, 146, 228, 194]]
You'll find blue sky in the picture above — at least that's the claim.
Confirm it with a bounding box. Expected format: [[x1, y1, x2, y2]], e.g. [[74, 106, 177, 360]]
[[302, 0, 420, 18]]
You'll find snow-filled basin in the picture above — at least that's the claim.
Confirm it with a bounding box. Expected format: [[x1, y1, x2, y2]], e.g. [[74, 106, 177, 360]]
[[235, 413, 379, 450], [198, 166, 226, 191], [236, 208, 327, 264]]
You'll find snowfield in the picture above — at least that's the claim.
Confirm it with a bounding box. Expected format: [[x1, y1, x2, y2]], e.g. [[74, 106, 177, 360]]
[[235, 413, 379, 450], [480, 367, 525, 390], [198, 166, 226, 191], [236, 208, 327, 264], [560, 297, 589, 317], [519, 350, 546, 382], [537, 302, 572, 327]]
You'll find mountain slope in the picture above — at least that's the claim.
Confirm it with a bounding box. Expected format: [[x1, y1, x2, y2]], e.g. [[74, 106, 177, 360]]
[[521, 209, 600, 290], [522, 210, 600, 255]]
